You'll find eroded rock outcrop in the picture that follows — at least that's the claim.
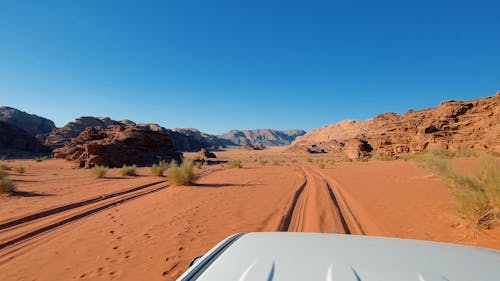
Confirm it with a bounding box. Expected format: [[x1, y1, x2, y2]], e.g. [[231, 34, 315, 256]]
[[289, 93, 500, 159], [53, 125, 182, 168]]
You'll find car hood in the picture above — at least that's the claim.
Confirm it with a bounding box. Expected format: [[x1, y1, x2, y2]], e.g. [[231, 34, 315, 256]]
[[178, 232, 500, 281]]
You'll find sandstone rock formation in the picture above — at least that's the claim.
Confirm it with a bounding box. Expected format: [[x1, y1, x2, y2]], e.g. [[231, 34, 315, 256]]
[[219, 129, 306, 146], [0, 106, 56, 136], [289, 93, 500, 159], [52, 125, 182, 168], [45, 117, 134, 149], [240, 142, 266, 150], [0, 121, 52, 158]]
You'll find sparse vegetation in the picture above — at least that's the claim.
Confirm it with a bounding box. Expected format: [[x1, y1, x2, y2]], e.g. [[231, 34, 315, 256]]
[[318, 163, 325, 169], [151, 160, 169, 176], [0, 166, 15, 194], [414, 152, 500, 229], [195, 161, 202, 169], [456, 149, 478, 158], [259, 159, 268, 166], [307, 158, 313, 163], [14, 166, 25, 173], [227, 159, 242, 168], [487, 151, 500, 157], [291, 159, 298, 163], [92, 165, 108, 178], [0, 164, 11, 171], [120, 164, 137, 176], [341, 155, 353, 162], [167, 158, 198, 186], [370, 154, 394, 161], [272, 159, 281, 166]]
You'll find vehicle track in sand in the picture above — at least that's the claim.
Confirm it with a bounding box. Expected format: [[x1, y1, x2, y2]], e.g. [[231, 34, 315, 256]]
[[0, 169, 220, 256], [279, 165, 365, 234]]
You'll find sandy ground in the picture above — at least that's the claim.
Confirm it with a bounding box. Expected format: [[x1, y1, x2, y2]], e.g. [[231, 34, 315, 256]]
[[0, 148, 499, 281]]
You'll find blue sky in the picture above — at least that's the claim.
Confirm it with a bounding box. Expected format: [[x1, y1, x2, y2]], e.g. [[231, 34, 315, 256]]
[[1, 0, 499, 134]]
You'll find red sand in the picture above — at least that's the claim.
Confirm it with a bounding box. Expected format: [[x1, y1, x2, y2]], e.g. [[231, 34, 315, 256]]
[[0, 151, 498, 281]]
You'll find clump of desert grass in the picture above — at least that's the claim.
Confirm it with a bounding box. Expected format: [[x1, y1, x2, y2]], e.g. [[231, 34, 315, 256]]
[[92, 165, 108, 178], [167, 159, 198, 186], [306, 158, 313, 163], [120, 164, 137, 176], [151, 160, 169, 177], [259, 159, 268, 166], [414, 152, 500, 229], [370, 154, 394, 161], [226, 159, 242, 169], [14, 166, 25, 173], [0, 166, 15, 194], [195, 161, 202, 169], [488, 151, 500, 157], [456, 149, 478, 158]]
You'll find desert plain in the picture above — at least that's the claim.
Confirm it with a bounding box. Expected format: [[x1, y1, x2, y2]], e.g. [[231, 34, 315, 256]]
[[0, 147, 499, 281]]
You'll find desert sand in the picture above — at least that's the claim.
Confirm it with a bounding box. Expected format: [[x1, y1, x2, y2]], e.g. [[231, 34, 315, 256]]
[[1, 148, 499, 281]]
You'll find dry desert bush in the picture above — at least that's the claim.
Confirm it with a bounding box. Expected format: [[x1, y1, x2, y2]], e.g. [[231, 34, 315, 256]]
[[0, 166, 15, 194], [92, 165, 108, 178], [120, 164, 137, 176], [259, 159, 268, 166], [415, 152, 500, 229], [151, 160, 169, 176], [227, 159, 242, 169], [14, 166, 25, 173], [167, 159, 198, 186]]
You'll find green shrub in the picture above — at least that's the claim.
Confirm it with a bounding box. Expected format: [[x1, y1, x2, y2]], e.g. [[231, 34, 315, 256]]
[[0, 177, 15, 194], [14, 166, 25, 173], [92, 165, 108, 178], [120, 165, 137, 176], [456, 149, 478, 158], [167, 158, 198, 186], [227, 159, 242, 168], [416, 153, 499, 229], [259, 159, 268, 166]]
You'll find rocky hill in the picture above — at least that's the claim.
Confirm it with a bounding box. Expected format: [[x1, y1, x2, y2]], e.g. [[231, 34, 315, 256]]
[[0, 106, 56, 136], [219, 129, 306, 146], [44, 117, 133, 149], [288, 93, 500, 159], [0, 121, 51, 158], [53, 125, 182, 168]]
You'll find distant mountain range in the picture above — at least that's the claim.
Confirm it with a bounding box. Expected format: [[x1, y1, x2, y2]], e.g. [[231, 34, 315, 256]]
[[218, 129, 306, 146], [0, 107, 306, 156]]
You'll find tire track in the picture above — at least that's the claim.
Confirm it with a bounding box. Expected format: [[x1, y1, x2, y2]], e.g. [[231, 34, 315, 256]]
[[0, 169, 221, 254], [0, 182, 168, 252], [279, 165, 364, 234]]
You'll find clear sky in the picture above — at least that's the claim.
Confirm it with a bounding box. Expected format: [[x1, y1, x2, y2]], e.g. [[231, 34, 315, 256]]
[[1, 0, 499, 134]]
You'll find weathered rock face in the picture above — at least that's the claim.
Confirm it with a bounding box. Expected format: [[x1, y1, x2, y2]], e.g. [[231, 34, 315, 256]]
[[45, 117, 135, 149], [198, 148, 216, 159], [0, 121, 51, 158], [0, 106, 56, 136], [218, 129, 306, 146], [288, 93, 500, 159], [52, 125, 182, 168]]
